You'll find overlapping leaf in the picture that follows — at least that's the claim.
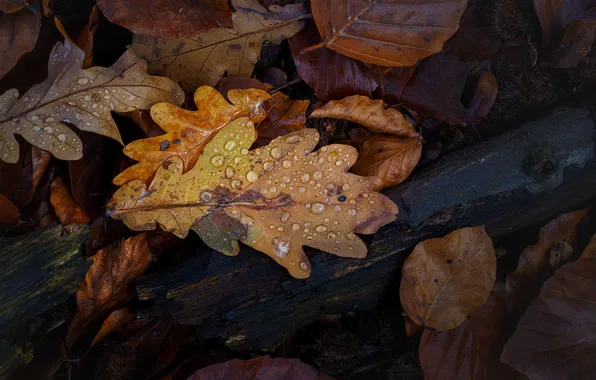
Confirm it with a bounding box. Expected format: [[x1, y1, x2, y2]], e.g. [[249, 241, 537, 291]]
[[0, 40, 184, 163], [130, 0, 308, 91], [0, 0, 40, 79], [109, 117, 398, 278]]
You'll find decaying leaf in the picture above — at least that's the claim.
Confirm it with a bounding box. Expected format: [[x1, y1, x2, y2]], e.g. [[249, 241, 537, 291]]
[[68, 233, 151, 346], [187, 356, 335, 380], [49, 176, 90, 229], [506, 208, 589, 320], [54, 5, 99, 69], [501, 235, 596, 379], [87, 308, 136, 354], [130, 0, 308, 91], [400, 226, 496, 331], [112, 86, 271, 186], [351, 134, 422, 190], [0, 193, 19, 226], [0, 0, 41, 80], [420, 281, 516, 380], [0, 40, 184, 163], [309, 0, 468, 66], [109, 118, 398, 278], [0, 0, 29, 13], [310, 95, 417, 137], [97, 0, 232, 39], [0, 144, 51, 208]]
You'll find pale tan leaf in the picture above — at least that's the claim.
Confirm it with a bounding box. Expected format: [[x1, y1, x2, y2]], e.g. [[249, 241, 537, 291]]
[[0, 40, 184, 163]]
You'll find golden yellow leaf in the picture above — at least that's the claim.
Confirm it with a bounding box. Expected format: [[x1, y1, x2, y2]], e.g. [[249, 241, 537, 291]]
[[130, 0, 308, 91], [109, 118, 398, 278], [400, 226, 496, 331], [310, 95, 418, 137], [351, 134, 422, 190], [113, 86, 271, 186], [0, 40, 184, 163]]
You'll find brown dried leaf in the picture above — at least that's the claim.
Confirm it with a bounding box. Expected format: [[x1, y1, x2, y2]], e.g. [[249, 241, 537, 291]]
[[67, 233, 151, 347], [506, 208, 589, 321], [0, 0, 28, 13], [112, 86, 271, 186], [87, 308, 136, 353], [404, 315, 422, 337], [54, 5, 99, 69], [0, 1, 41, 79], [501, 235, 596, 379], [49, 176, 90, 228], [310, 95, 417, 137], [109, 114, 398, 278], [187, 356, 336, 380], [130, 0, 307, 91], [97, 0, 232, 39], [351, 134, 422, 190], [0, 144, 51, 208], [0, 193, 18, 226], [420, 282, 516, 380], [0, 40, 184, 163], [310, 0, 468, 66], [400, 226, 496, 331], [465, 70, 499, 125]]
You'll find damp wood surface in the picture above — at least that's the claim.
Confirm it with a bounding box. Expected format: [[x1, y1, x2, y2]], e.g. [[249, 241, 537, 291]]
[[136, 107, 596, 350]]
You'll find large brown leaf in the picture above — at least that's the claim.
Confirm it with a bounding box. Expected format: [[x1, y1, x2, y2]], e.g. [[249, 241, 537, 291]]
[[97, 0, 232, 39], [49, 176, 90, 229], [109, 114, 398, 278], [67, 233, 151, 347], [131, 0, 307, 91], [0, 40, 184, 163], [0, 1, 41, 80], [309, 0, 468, 66], [506, 208, 589, 321], [501, 235, 596, 379], [0, 144, 51, 208], [188, 356, 335, 379], [419, 282, 517, 380], [400, 226, 496, 331]]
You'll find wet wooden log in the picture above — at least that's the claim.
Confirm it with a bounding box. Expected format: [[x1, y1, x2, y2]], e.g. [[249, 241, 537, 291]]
[[136, 107, 596, 350]]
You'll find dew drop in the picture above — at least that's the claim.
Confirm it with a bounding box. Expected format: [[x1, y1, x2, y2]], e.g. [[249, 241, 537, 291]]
[[299, 261, 309, 270], [270, 225, 276, 230], [287, 135, 301, 143], [241, 148, 249, 155], [57, 134, 66, 142], [225, 167, 235, 178], [327, 232, 336, 239], [282, 176, 291, 183], [281, 212, 290, 223], [292, 223, 300, 231], [346, 232, 357, 240], [210, 155, 224, 167], [349, 209, 357, 216], [246, 171, 258, 183], [300, 173, 310, 183], [92, 103, 98, 109], [335, 160, 343, 166], [299, 187, 306, 193], [234, 157, 242, 165], [313, 171, 323, 180], [312, 203, 325, 214], [282, 160, 292, 168], [263, 161, 274, 170], [84, 95, 92, 101], [231, 180, 241, 189], [270, 147, 281, 159], [43, 127, 53, 133], [277, 226, 284, 232], [200, 191, 213, 203], [269, 186, 277, 193], [33, 126, 41, 132], [224, 140, 237, 151], [77, 77, 89, 85], [315, 225, 328, 233]]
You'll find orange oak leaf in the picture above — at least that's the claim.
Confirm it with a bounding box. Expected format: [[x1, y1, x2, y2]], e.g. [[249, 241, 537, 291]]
[[308, 0, 468, 66], [400, 226, 496, 331], [112, 86, 271, 186], [109, 118, 398, 278], [49, 176, 90, 229], [67, 233, 151, 347]]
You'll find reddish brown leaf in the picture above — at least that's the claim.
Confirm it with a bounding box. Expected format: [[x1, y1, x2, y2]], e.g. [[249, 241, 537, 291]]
[[96, 0, 232, 39], [0, 0, 41, 80], [49, 176, 90, 229], [187, 356, 335, 379], [506, 208, 589, 321], [501, 235, 596, 379], [68, 233, 151, 347], [54, 5, 99, 69], [87, 308, 136, 353], [0, 193, 18, 226], [309, 0, 467, 66], [420, 282, 516, 380]]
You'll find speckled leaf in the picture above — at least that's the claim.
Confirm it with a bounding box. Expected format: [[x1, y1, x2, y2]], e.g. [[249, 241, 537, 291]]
[[0, 40, 184, 163], [109, 118, 398, 278], [113, 86, 271, 186], [130, 0, 308, 91]]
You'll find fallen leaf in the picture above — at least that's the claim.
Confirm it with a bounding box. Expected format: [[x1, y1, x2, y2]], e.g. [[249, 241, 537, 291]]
[[112, 86, 271, 186], [533, 0, 596, 68], [187, 356, 335, 380], [97, 0, 232, 39], [0, 144, 51, 208], [54, 5, 99, 69], [351, 134, 422, 190], [404, 316, 422, 337], [87, 308, 136, 354], [67, 233, 151, 347], [49, 176, 90, 229], [130, 0, 308, 91], [506, 208, 589, 321], [308, 0, 468, 66], [0, 40, 184, 163], [310, 95, 417, 137], [400, 226, 496, 331], [0, 0, 28, 13], [501, 234, 596, 379], [109, 117, 398, 278], [420, 281, 516, 380], [465, 70, 499, 124], [0, 193, 18, 226], [0, 1, 41, 80]]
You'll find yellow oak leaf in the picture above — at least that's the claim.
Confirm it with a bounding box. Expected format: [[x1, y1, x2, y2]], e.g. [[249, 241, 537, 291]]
[[109, 118, 398, 278], [113, 86, 271, 186], [0, 40, 184, 163]]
